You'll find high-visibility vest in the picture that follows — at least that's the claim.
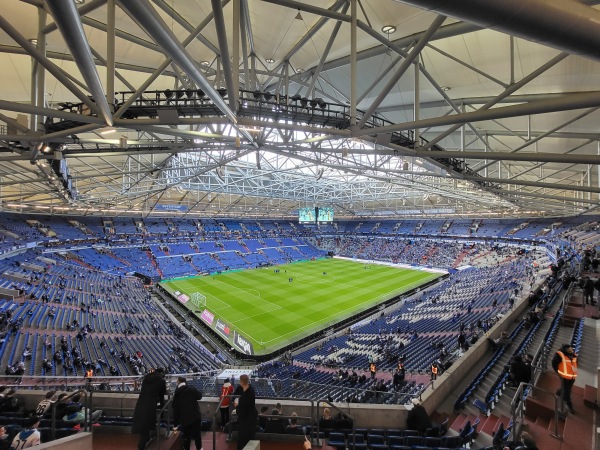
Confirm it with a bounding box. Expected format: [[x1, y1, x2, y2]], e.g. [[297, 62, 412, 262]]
[[556, 351, 577, 380], [431, 365, 438, 375], [369, 363, 376, 373]]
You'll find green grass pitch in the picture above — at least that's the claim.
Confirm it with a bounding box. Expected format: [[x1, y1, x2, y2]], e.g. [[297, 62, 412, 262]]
[[160, 258, 442, 355]]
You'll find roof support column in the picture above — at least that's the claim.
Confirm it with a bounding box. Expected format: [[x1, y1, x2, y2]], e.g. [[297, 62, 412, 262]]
[[106, 0, 116, 107], [30, 6, 46, 132], [232, 0, 240, 104], [46, 0, 113, 125], [114, 0, 229, 120], [211, 0, 237, 110], [414, 60, 420, 146], [307, 2, 349, 98], [118, 0, 236, 123], [240, 1, 250, 91], [350, 0, 357, 126], [357, 15, 446, 128]]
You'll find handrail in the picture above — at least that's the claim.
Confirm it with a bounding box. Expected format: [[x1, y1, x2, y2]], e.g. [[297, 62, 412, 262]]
[[211, 394, 315, 450], [418, 379, 435, 400], [211, 394, 230, 450], [155, 396, 174, 448], [0, 370, 220, 391], [49, 388, 89, 440], [528, 277, 572, 384], [275, 376, 420, 404], [510, 382, 561, 440]]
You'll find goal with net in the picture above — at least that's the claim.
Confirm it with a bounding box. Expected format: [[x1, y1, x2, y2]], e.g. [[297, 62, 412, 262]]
[[190, 292, 206, 309]]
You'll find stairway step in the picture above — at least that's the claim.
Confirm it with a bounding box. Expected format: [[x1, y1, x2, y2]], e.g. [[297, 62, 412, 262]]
[[583, 385, 597, 408], [479, 414, 499, 436], [450, 413, 468, 432], [535, 415, 550, 429], [547, 416, 566, 436]]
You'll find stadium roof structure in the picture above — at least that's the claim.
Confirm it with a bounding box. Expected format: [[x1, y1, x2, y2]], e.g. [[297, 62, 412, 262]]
[[1, 0, 600, 219]]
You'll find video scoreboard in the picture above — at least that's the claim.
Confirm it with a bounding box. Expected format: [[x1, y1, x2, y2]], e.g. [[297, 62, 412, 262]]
[[299, 206, 334, 223]]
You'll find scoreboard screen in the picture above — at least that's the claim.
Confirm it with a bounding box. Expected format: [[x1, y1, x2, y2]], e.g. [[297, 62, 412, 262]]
[[299, 206, 334, 223], [317, 207, 334, 223], [299, 207, 316, 223]]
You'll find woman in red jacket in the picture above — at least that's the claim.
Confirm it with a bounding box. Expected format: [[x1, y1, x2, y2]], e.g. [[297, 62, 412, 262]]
[[219, 378, 234, 429]]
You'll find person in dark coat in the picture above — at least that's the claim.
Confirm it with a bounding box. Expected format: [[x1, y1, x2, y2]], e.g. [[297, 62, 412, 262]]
[[132, 368, 166, 450], [406, 398, 432, 434], [172, 376, 203, 450], [234, 374, 258, 450], [509, 354, 532, 387]]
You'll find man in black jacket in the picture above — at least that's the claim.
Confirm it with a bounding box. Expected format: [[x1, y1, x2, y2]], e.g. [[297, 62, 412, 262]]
[[172, 376, 203, 450], [132, 368, 166, 450], [234, 374, 258, 450], [406, 398, 432, 434]]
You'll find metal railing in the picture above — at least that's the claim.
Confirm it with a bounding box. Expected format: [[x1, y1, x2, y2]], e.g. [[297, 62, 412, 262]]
[[49, 388, 89, 440], [510, 382, 562, 440], [273, 376, 422, 405], [0, 370, 219, 392], [510, 273, 575, 441], [155, 397, 174, 448], [211, 394, 315, 450]]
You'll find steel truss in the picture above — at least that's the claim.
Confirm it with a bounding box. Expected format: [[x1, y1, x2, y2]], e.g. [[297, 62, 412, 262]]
[[0, 0, 598, 218]]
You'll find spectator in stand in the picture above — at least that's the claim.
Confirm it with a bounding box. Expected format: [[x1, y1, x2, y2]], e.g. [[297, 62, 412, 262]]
[[285, 412, 304, 435], [0, 389, 22, 414], [233, 374, 258, 450], [265, 407, 285, 434], [393, 368, 405, 390], [62, 393, 102, 423], [0, 426, 10, 450], [318, 407, 335, 432], [35, 390, 57, 417], [406, 398, 432, 434], [257, 406, 270, 432], [584, 276, 596, 305], [172, 377, 203, 450], [508, 354, 532, 388], [9, 416, 40, 449], [219, 378, 234, 430], [488, 332, 511, 350], [53, 393, 70, 420], [457, 331, 467, 352], [132, 367, 166, 450]]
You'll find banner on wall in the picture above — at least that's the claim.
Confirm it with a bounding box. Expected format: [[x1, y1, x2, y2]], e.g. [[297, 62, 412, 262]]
[[233, 330, 254, 355], [215, 319, 231, 337]]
